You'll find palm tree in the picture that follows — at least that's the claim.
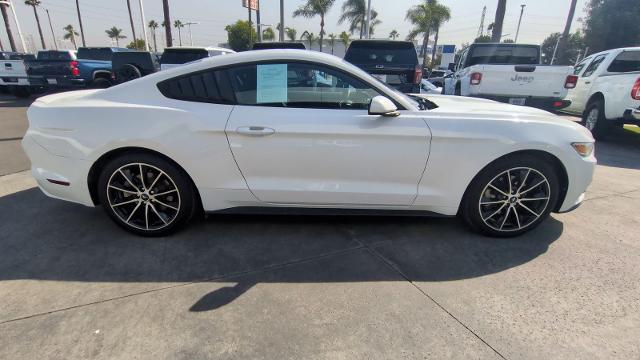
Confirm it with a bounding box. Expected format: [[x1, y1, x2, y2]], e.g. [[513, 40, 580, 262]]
[[339, 31, 350, 48], [406, 0, 449, 68], [63, 24, 79, 49], [25, 0, 46, 49], [162, 0, 172, 47], [75, 0, 86, 47], [293, 0, 335, 52], [1, 2, 18, 51], [285, 27, 297, 41], [368, 11, 382, 36], [429, 1, 451, 64], [148, 20, 159, 52], [327, 33, 336, 54], [300, 30, 316, 49], [262, 27, 275, 41], [389, 30, 399, 40], [491, 0, 506, 42], [173, 20, 184, 46], [105, 26, 126, 47], [338, 0, 380, 40], [557, 0, 578, 64], [126, 0, 137, 47]]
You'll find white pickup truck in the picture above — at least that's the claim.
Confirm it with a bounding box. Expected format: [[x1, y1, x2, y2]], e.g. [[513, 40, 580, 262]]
[[562, 47, 640, 139], [0, 52, 35, 97], [444, 43, 576, 111]]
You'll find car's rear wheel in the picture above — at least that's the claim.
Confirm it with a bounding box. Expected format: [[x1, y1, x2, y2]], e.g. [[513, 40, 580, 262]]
[[461, 155, 560, 237], [582, 100, 610, 140], [118, 64, 142, 83], [97, 153, 196, 236]]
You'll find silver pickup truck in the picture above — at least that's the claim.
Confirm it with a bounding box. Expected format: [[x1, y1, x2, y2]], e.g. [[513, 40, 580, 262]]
[[0, 52, 36, 97]]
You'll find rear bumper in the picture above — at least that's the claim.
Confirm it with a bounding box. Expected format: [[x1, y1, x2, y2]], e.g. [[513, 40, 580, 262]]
[[28, 75, 87, 88], [472, 95, 571, 111], [623, 107, 640, 124], [0, 76, 30, 86]]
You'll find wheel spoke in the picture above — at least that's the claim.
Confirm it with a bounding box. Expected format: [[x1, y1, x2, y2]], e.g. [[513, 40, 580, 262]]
[[153, 199, 179, 211], [147, 170, 165, 191], [112, 198, 139, 207], [499, 206, 511, 230], [520, 179, 546, 196], [507, 170, 512, 195], [139, 164, 147, 191], [481, 200, 508, 205], [488, 184, 509, 197], [518, 202, 540, 217], [119, 169, 140, 192], [125, 201, 142, 223], [516, 169, 531, 194], [149, 203, 168, 225], [144, 203, 149, 230], [483, 202, 507, 221], [109, 185, 138, 195], [513, 206, 521, 229], [520, 197, 549, 201]]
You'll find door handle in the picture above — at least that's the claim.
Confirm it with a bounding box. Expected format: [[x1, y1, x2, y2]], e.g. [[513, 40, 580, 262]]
[[584, 81, 591, 84], [236, 126, 276, 136]]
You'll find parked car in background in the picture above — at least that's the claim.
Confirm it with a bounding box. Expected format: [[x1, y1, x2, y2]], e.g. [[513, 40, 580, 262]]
[[111, 51, 160, 84], [419, 79, 442, 94], [160, 47, 235, 71], [252, 42, 306, 50], [27, 47, 128, 89], [0, 52, 36, 97], [444, 43, 577, 111], [23, 49, 595, 238], [344, 40, 421, 93], [425, 69, 451, 88], [562, 47, 640, 139]]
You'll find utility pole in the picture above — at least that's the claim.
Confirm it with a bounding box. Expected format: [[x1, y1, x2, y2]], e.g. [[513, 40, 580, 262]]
[[477, 6, 486, 38], [256, 5, 261, 42], [162, 0, 172, 48], [364, 0, 372, 39], [45, 9, 57, 50], [0, 0, 27, 52], [185, 22, 197, 46], [556, 0, 577, 65], [514, 4, 525, 43], [139, 0, 150, 51], [491, 0, 506, 42], [279, 0, 284, 41], [550, 34, 562, 65], [75, 0, 86, 47]]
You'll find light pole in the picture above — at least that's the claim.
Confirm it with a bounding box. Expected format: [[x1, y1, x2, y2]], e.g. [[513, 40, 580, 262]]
[[551, 34, 562, 65], [184, 22, 197, 46], [0, 0, 27, 53], [45, 9, 57, 50], [514, 4, 526, 43], [138, 0, 150, 51], [364, 0, 372, 39], [279, 0, 284, 41]]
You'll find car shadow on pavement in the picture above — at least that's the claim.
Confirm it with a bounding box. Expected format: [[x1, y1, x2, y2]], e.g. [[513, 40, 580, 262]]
[[594, 127, 640, 170], [0, 188, 563, 312]]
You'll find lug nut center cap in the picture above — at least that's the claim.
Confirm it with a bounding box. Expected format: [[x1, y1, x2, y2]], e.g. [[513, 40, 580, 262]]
[[141, 194, 150, 201]]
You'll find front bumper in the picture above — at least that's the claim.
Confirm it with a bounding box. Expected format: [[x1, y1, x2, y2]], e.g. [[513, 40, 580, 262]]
[[21, 135, 94, 207], [556, 150, 596, 213]]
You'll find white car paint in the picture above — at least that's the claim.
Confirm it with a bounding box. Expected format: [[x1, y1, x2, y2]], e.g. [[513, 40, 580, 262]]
[[563, 47, 640, 121], [22, 50, 595, 225]]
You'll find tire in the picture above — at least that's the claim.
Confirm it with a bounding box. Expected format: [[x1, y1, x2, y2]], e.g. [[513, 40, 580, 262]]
[[461, 154, 560, 237], [582, 100, 611, 140], [10, 86, 31, 98], [117, 64, 143, 83], [92, 77, 112, 89], [454, 83, 461, 96], [97, 153, 197, 236]]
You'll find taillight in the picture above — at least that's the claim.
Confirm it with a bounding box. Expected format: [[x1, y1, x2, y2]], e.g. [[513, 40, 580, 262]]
[[564, 75, 578, 89], [632, 77, 640, 100], [414, 65, 423, 84], [69, 60, 80, 76], [470, 72, 482, 85]]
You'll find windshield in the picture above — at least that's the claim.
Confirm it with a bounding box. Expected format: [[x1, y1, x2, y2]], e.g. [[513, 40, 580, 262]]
[[468, 45, 539, 66], [345, 42, 418, 65]]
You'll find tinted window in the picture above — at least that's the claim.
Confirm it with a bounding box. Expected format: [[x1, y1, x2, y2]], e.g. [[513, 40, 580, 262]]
[[467, 45, 539, 66], [429, 71, 446, 78], [252, 42, 306, 50], [607, 51, 640, 73], [77, 48, 115, 61], [157, 70, 233, 104], [36, 51, 74, 60], [582, 54, 607, 77], [228, 62, 381, 109], [345, 41, 418, 65], [160, 49, 209, 64], [573, 57, 591, 75]]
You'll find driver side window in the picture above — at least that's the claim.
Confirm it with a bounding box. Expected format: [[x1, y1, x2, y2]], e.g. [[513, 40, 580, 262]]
[[227, 62, 381, 110]]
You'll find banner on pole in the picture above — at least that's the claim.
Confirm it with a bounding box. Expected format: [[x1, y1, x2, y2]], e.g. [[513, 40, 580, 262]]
[[242, 0, 259, 10]]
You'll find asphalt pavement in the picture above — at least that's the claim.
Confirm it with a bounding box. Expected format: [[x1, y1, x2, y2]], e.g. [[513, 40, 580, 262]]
[[1, 94, 639, 359]]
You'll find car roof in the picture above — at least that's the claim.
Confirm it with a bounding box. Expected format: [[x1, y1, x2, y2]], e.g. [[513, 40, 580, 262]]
[[164, 46, 235, 52], [587, 47, 640, 58]]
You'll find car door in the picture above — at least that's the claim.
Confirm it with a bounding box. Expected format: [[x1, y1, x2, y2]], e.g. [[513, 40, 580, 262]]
[[566, 54, 608, 113], [224, 61, 431, 206]]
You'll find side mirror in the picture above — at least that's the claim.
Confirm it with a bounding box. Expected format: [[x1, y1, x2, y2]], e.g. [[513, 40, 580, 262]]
[[369, 96, 400, 117]]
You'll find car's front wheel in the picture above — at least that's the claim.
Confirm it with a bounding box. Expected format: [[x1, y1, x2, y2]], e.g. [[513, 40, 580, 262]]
[[461, 154, 560, 237], [97, 153, 197, 236]]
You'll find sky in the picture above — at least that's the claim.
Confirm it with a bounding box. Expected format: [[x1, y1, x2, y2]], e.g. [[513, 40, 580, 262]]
[[0, 0, 588, 52]]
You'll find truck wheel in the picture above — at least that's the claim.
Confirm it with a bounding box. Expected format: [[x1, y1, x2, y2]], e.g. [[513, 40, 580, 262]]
[[582, 100, 610, 140], [92, 77, 112, 89], [10, 86, 31, 98], [454, 83, 461, 96], [118, 64, 143, 83]]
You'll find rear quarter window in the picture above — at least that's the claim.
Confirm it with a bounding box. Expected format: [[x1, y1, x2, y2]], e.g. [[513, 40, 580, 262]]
[[607, 51, 640, 73], [157, 70, 234, 104], [160, 49, 209, 65]]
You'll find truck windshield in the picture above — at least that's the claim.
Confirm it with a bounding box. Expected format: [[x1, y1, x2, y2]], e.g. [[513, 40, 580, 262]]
[[345, 42, 418, 65], [468, 45, 539, 66], [160, 49, 209, 64], [77, 48, 115, 61]]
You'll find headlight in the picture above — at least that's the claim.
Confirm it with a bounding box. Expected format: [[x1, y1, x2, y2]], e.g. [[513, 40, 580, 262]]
[[571, 142, 594, 157]]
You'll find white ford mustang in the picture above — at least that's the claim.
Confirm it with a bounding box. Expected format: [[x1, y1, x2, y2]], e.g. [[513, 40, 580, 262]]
[[22, 50, 596, 237]]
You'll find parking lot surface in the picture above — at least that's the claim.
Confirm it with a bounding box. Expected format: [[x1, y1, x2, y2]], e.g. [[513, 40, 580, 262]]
[[1, 95, 639, 359]]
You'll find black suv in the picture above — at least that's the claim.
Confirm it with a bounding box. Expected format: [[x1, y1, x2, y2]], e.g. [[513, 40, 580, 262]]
[[344, 40, 421, 93]]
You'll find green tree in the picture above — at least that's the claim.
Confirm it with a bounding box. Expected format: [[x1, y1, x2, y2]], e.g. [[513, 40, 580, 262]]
[[285, 27, 297, 41], [502, 38, 514, 43], [25, 0, 46, 49], [126, 39, 146, 50], [225, 20, 256, 52], [148, 20, 159, 52], [105, 26, 126, 47], [406, 0, 450, 67], [339, 31, 350, 48], [301, 30, 316, 49], [474, 35, 492, 43], [293, 0, 336, 52], [63, 24, 79, 49], [389, 30, 399, 40], [173, 20, 184, 46], [583, 0, 640, 53], [491, 0, 506, 42], [327, 33, 336, 54], [428, 1, 451, 64], [262, 27, 275, 41], [338, 0, 381, 39], [1, 2, 17, 51], [541, 32, 585, 65]]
